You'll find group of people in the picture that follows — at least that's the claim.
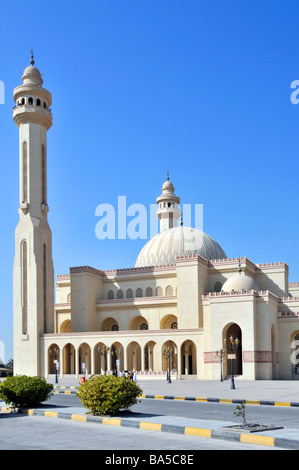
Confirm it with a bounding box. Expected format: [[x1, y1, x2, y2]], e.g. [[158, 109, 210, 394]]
[[114, 369, 137, 381]]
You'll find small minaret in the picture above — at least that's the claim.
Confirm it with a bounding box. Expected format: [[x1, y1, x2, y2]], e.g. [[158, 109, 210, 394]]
[[156, 173, 181, 232], [13, 52, 54, 376]]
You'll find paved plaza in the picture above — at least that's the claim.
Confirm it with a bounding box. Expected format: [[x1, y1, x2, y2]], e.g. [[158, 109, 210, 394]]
[[2, 377, 299, 450]]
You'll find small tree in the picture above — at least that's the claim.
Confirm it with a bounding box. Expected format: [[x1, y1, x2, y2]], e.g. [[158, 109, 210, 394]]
[[0, 375, 53, 408], [77, 374, 143, 416], [234, 400, 247, 428]]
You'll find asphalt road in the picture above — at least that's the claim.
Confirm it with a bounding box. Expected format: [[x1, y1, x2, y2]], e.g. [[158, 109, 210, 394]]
[[47, 393, 299, 428]]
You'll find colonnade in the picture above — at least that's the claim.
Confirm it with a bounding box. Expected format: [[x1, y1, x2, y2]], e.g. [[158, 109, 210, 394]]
[[47, 338, 197, 378]]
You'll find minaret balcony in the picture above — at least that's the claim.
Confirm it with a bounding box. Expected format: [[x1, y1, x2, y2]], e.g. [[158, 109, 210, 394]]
[[13, 104, 52, 130]]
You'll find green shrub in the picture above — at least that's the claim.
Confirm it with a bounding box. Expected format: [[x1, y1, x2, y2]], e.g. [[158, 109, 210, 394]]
[[77, 375, 143, 415], [0, 375, 54, 408]]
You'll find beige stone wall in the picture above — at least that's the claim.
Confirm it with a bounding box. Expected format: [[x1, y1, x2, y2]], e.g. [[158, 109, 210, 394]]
[[101, 272, 177, 300], [255, 263, 288, 297], [97, 303, 178, 331], [70, 269, 102, 332]]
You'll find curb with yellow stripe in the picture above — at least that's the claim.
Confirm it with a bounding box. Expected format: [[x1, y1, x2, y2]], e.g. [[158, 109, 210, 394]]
[[1, 405, 299, 450], [53, 387, 299, 408], [140, 394, 299, 408]]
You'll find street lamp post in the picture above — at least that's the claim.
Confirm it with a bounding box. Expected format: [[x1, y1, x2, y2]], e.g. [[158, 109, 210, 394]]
[[111, 348, 120, 376], [49, 347, 59, 384], [162, 346, 174, 383], [216, 348, 226, 382], [98, 345, 110, 375], [224, 336, 239, 389]]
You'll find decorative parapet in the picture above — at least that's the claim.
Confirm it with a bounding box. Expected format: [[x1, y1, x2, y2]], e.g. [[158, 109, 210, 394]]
[[256, 261, 289, 272], [208, 256, 255, 270], [56, 274, 70, 287], [202, 289, 280, 303], [175, 254, 208, 267], [70, 265, 103, 276], [278, 311, 299, 318], [56, 274, 70, 280], [103, 264, 177, 278], [279, 296, 299, 302]]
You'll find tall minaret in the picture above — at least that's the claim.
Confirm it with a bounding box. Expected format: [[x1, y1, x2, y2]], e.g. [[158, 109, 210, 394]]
[[13, 52, 54, 376], [156, 173, 181, 232]]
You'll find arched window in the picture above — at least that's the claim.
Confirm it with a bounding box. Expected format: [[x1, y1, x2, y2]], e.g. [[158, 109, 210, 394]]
[[156, 286, 163, 296], [36, 99, 41, 106], [28, 97, 33, 105], [21, 98, 25, 105], [145, 287, 153, 297], [214, 282, 222, 292], [108, 290, 114, 300], [165, 285, 173, 296], [117, 289, 124, 299], [43, 102, 47, 109], [22, 142, 28, 203], [126, 288, 133, 299], [67, 293, 71, 303], [136, 288, 143, 298], [22, 241, 28, 335]]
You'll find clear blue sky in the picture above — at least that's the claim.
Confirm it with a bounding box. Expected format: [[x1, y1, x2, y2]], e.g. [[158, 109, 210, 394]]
[[1, 0, 299, 361]]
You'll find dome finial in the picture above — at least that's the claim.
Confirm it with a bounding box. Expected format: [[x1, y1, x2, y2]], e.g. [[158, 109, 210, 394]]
[[30, 49, 35, 66], [180, 213, 183, 226], [166, 171, 169, 181]]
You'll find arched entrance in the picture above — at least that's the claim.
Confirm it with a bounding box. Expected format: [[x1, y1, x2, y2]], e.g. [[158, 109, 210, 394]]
[[48, 343, 60, 375], [223, 323, 242, 376], [127, 341, 141, 372], [144, 341, 156, 371], [78, 343, 91, 374], [161, 340, 177, 373], [94, 342, 108, 374], [110, 342, 124, 375], [62, 343, 75, 374], [181, 340, 197, 376]]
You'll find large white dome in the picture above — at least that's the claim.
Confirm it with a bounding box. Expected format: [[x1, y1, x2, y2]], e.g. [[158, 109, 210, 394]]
[[135, 226, 227, 268]]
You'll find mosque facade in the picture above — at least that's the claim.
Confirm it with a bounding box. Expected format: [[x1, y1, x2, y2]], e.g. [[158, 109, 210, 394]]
[[12, 57, 299, 381]]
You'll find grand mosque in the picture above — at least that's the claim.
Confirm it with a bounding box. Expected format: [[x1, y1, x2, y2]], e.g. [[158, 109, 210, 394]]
[[12, 56, 299, 381]]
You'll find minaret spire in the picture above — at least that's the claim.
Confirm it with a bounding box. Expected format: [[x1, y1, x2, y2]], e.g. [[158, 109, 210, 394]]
[[30, 49, 35, 65], [156, 174, 181, 232]]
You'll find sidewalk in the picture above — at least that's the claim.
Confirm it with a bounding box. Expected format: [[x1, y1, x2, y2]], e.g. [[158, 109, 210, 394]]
[[1, 377, 298, 449], [1, 398, 298, 450]]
